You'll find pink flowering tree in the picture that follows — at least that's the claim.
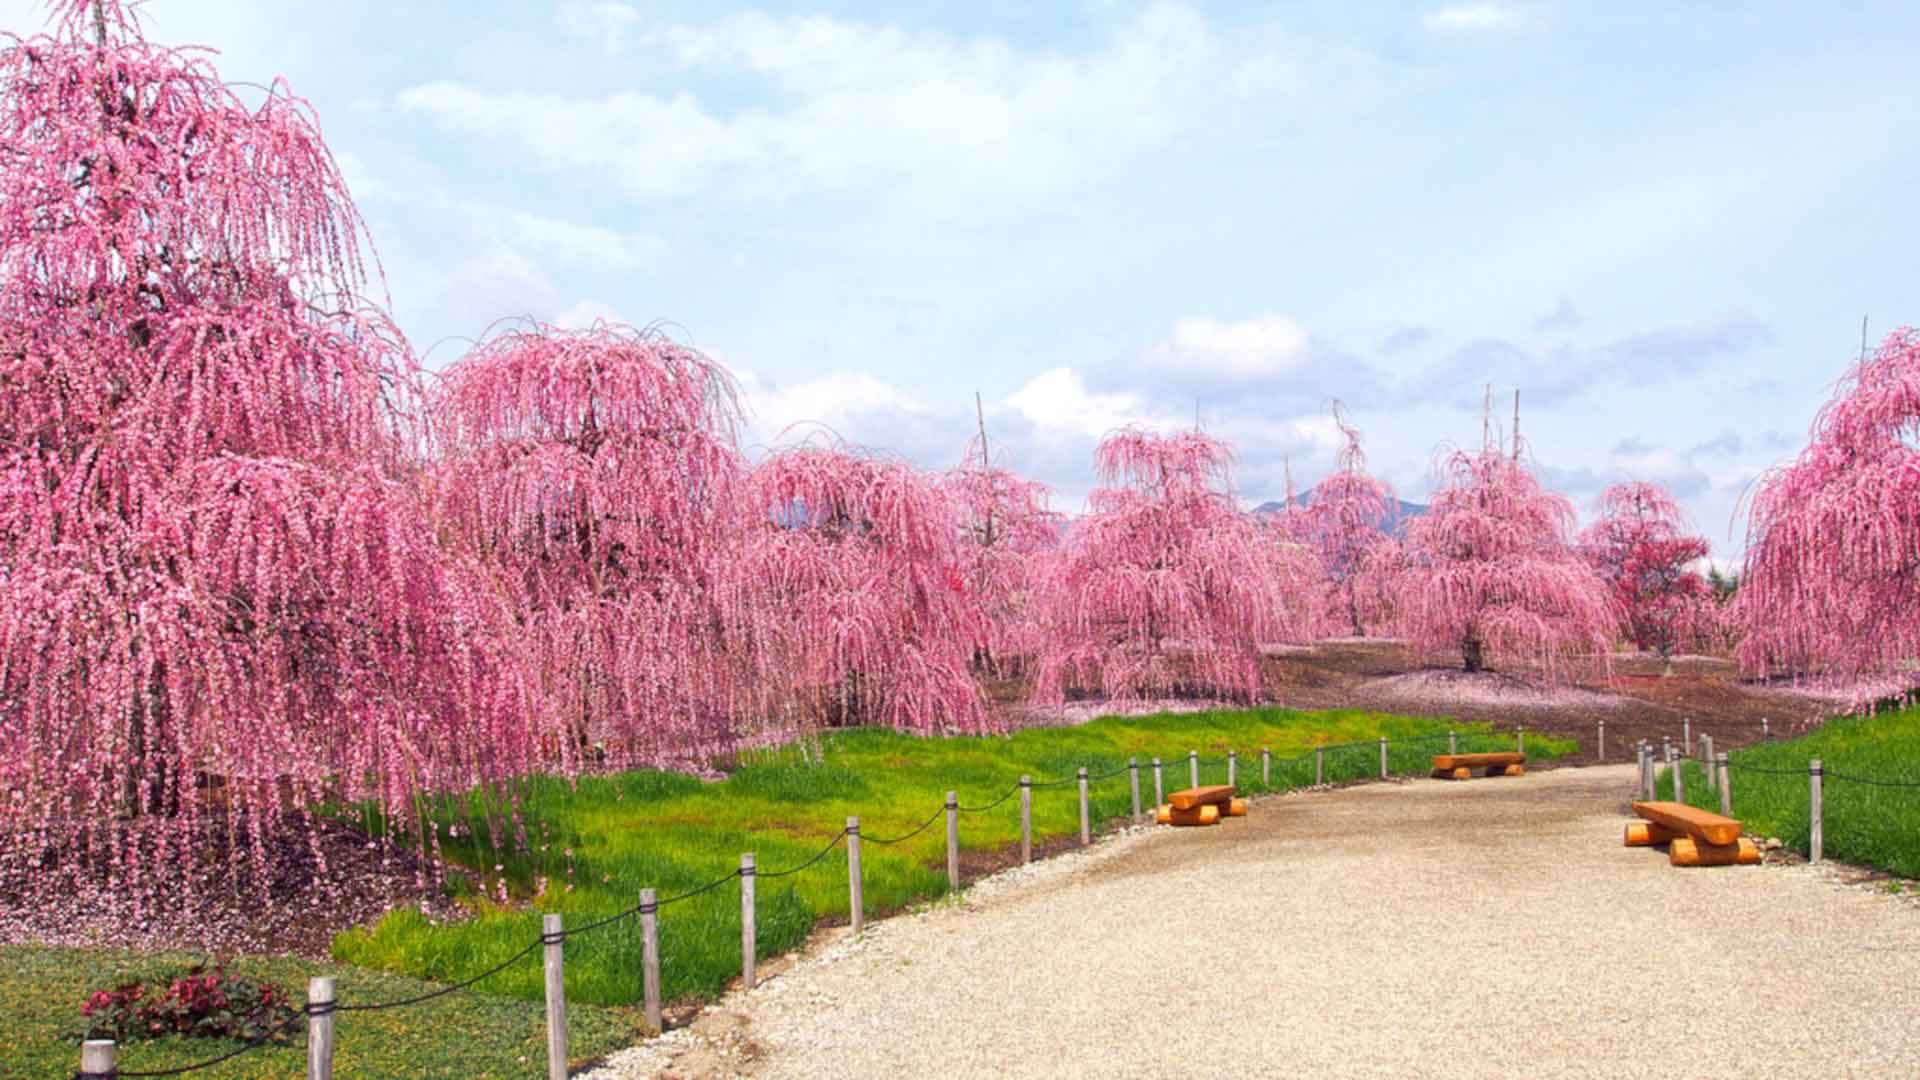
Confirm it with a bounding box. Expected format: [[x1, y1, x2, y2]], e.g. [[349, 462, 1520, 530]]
[[0, 1, 533, 895], [1036, 428, 1317, 703], [945, 436, 1062, 679], [1293, 415, 1404, 637], [1578, 481, 1719, 671], [1401, 442, 1617, 679], [428, 321, 756, 772], [1736, 328, 1920, 686], [741, 439, 990, 734]]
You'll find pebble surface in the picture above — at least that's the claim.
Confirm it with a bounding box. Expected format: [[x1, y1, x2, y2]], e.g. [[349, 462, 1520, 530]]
[[585, 765, 1920, 1079]]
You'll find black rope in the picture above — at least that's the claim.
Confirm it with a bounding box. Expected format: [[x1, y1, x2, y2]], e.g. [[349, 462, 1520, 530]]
[[957, 785, 1021, 812], [1658, 752, 1920, 788], [561, 900, 647, 938], [658, 869, 745, 906], [1028, 775, 1078, 789], [1724, 760, 1813, 777], [1825, 769, 1920, 790], [1085, 763, 1132, 782], [561, 864, 745, 937], [105, 1012, 302, 1076], [759, 829, 846, 879], [334, 938, 541, 1013], [864, 805, 945, 845]]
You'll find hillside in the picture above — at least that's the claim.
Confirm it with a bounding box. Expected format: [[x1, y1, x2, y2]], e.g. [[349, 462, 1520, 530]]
[[1254, 484, 1429, 538]]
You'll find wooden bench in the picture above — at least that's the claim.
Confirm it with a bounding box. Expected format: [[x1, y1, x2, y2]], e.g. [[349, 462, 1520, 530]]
[[1156, 785, 1245, 826], [1168, 784, 1234, 810], [1430, 751, 1526, 780], [1625, 800, 1760, 866]]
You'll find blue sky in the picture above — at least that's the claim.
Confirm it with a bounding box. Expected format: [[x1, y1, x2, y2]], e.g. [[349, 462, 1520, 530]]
[[9, 0, 1918, 559]]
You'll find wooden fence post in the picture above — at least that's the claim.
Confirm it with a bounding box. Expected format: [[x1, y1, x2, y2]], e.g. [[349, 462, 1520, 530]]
[[1189, 750, 1199, 789], [1809, 759, 1824, 864], [1763, 717, 1771, 740], [1077, 768, 1090, 845], [307, 975, 335, 1080], [1129, 758, 1141, 823], [1597, 719, 1605, 762], [1262, 747, 1271, 786], [740, 854, 756, 990], [1717, 753, 1732, 817], [847, 817, 864, 934], [1703, 734, 1715, 791], [1517, 728, 1525, 756], [1153, 758, 1164, 806], [945, 792, 959, 890], [1019, 776, 1032, 864], [543, 913, 567, 1080], [1670, 742, 1685, 803], [1683, 717, 1691, 756], [640, 888, 661, 1032], [80, 1040, 114, 1079], [1379, 736, 1388, 779], [1228, 750, 1238, 789], [1315, 747, 1324, 786], [1448, 730, 1457, 756]]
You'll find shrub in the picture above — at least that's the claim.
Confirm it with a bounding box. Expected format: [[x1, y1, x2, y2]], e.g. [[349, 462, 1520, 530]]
[[75, 963, 298, 1045]]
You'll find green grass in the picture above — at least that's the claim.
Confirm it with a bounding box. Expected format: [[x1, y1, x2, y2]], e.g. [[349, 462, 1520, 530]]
[[0, 944, 641, 1079], [336, 707, 1575, 1009], [1657, 707, 1920, 877]]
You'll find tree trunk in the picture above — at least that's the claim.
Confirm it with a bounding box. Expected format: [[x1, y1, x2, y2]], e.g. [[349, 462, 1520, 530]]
[[1462, 637, 1484, 673]]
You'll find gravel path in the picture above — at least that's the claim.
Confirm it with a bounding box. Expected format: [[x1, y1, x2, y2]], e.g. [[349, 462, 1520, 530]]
[[585, 765, 1920, 1079]]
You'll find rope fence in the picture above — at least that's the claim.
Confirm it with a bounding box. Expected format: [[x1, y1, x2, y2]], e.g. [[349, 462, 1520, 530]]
[[74, 725, 1538, 1079]]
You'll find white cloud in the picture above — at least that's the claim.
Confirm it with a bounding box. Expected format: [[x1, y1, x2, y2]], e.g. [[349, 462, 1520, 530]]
[[1423, 4, 1520, 31], [501, 209, 663, 272], [1163, 314, 1310, 377], [558, 2, 643, 55], [1280, 414, 1345, 453], [399, 4, 1297, 201], [331, 149, 381, 202], [737, 370, 929, 444], [1006, 368, 1158, 439]]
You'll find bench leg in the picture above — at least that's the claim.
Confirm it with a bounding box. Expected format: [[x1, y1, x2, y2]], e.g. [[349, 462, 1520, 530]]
[[1670, 836, 1760, 866]]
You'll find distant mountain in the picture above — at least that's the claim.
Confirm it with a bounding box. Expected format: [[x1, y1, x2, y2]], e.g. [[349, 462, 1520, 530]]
[[1254, 484, 1428, 539]]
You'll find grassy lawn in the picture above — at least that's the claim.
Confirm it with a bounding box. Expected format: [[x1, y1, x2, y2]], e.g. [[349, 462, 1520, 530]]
[[1658, 707, 1920, 877], [336, 707, 1575, 1010], [0, 945, 641, 1080]]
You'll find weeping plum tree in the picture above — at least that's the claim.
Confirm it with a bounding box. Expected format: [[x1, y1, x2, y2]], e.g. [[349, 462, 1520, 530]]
[[1036, 428, 1318, 703], [1401, 439, 1617, 679], [742, 439, 990, 734], [429, 320, 756, 771], [945, 433, 1062, 679], [1292, 413, 1404, 637], [1578, 481, 1719, 672], [1736, 327, 1920, 687], [0, 0, 533, 895]]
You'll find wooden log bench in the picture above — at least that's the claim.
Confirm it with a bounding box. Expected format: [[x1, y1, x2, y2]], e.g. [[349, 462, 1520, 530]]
[[1430, 752, 1526, 780], [1168, 785, 1234, 810], [1155, 786, 1244, 826], [1625, 801, 1760, 866]]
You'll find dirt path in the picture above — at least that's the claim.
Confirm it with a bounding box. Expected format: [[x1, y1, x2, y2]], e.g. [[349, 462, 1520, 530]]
[[586, 766, 1920, 1079]]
